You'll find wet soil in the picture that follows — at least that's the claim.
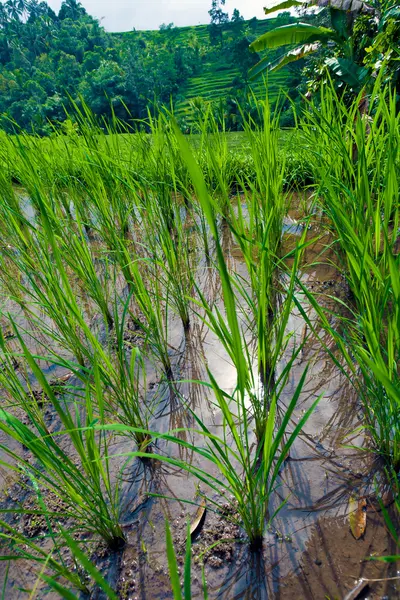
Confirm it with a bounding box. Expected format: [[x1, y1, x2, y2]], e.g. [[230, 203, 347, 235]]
[[0, 193, 398, 599]]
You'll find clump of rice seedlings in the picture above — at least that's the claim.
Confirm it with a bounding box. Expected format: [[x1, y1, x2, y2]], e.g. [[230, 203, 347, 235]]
[[122, 255, 173, 379], [173, 102, 309, 444], [104, 363, 319, 550], [229, 98, 287, 391], [0, 194, 156, 447], [299, 82, 400, 469], [4, 221, 94, 368], [146, 111, 190, 229], [0, 340, 126, 549], [59, 215, 114, 330], [102, 296, 155, 450], [139, 186, 196, 334], [129, 121, 320, 548], [71, 176, 137, 293], [196, 107, 234, 212]]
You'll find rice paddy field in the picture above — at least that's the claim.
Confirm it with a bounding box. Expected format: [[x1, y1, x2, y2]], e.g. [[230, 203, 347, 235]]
[[0, 86, 399, 599]]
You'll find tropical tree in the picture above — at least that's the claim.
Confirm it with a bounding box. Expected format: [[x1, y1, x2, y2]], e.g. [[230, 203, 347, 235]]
[[58, 0, 86, 21], [208, 0, 229, 46], [248, 0, 380, 93], [5, 0, 27, 21], [361, 2, 400, 94]]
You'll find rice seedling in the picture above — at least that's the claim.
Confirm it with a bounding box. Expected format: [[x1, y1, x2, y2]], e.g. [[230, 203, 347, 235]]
[[298, 82, 400, 469], [165, 519, 208, 600], [58, 215, 115, 330], [91, 360, 319, 551], [139, 181, 196, 334], [227, 98, 287, 391], [196, 108, 233, 212], [165, 520, 194, 600], [0, 337, 126, 548], [171, 105, 313, 444]]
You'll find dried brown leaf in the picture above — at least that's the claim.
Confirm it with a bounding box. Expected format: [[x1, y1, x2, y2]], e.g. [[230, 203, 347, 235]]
[[349, 496, 367, 540]]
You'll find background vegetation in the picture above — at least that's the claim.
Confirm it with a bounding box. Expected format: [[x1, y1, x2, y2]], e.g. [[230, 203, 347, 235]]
[[0, 0, 304, 133]]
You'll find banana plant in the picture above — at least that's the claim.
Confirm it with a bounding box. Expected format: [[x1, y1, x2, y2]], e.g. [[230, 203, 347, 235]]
[[249, 0, 377, 91]]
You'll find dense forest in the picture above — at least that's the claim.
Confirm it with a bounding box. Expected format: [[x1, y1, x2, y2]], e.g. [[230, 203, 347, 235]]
[[0, 0, 300, 133], [0, 0, 398, 133]]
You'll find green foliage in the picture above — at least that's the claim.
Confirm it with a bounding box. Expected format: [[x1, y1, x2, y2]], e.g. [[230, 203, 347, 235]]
[[0, 0, 299, 133], [297, 82, 400, 468], [0, 85, 399, 596], [249, 0, 400, 99]]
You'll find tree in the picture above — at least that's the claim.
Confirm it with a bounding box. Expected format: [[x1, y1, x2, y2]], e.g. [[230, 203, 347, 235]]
[[231, 8, 245, 36], [361, 2, 400, 96], [231, 37, 259, 83], [249, 0, 377, 94], [208, 0, 229, 47], [5, 0, 27, 21], [58, 0, 86, 21]]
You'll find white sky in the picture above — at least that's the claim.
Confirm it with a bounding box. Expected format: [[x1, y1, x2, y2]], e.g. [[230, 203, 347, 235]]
[[45, 0, 275, 32]]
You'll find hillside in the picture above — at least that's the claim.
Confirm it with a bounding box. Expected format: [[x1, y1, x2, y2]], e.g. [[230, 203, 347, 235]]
[[0, 1, 298, 134], [114, 16, 297, 127]]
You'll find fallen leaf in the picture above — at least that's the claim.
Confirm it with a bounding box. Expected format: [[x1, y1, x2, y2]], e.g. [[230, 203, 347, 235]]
[[349, 496, 367, 540], [189, 497, 206, 540]]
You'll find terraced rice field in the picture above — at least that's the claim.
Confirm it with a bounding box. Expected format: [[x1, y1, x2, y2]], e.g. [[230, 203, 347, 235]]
[[116, 18, 291, 126]]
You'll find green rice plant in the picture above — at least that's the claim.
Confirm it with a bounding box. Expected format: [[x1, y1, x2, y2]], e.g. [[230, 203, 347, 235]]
[[227, 100, 286, 390], [105, 118, 320, 547], [92, 360, 319, 550], [171, 101, 312, 443], [0, 200, 156, 447], [103, 296, 154, 449], [139, 183, 196, 333], [297, 83, 400, 468], [122, 254, 173, 379], [165, 519, 208, 600], [146, 111, 190, 219], [196, 107, 233, 212], [166, 520, 193, 600], [70, 176, 137, 293], [58, 214, 114, 330], [0, 338, 126, 548], [0, 521, 90, 594]]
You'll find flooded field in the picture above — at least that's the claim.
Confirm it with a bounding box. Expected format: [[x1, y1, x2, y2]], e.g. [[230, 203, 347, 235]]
[[0, 92, 399, 599], [0, 193, 397, 599]]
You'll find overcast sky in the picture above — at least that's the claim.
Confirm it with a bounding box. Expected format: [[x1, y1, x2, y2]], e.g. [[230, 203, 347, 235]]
[[45, 1, 273, 32]]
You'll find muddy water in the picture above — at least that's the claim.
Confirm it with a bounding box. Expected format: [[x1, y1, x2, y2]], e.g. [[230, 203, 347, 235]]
[[0, 195, 397, 599]]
